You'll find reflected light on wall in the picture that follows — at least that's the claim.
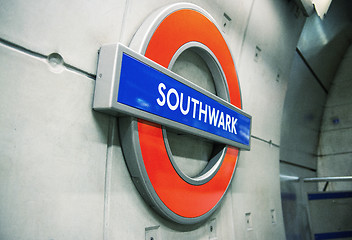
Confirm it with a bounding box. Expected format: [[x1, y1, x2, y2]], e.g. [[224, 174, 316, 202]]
[[280, 175, 300, 182], [312, 0, 332, 19], [312, 15, 329, 45]]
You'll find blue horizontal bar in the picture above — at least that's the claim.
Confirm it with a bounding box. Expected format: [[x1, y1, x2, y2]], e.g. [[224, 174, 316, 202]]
[[118, 53, 251, 147], [308, 191, 352, 200], [315, 231, 352, 240]]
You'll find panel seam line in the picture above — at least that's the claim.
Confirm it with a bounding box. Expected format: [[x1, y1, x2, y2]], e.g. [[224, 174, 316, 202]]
[[0, 37, 96, 80], [296, 47, 328, 94], [251, 135, 280, 148]]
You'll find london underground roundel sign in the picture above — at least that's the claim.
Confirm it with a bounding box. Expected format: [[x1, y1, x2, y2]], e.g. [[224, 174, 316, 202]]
[[93, 3, 251, 224]]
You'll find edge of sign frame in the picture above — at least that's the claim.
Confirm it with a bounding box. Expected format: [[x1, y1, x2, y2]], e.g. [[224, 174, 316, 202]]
[[93, 43, 252, 150]]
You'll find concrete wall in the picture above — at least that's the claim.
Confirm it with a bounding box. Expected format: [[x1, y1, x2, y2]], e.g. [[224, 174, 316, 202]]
[[318, 44, 352, 191], [0, 0, 307, 239], [279, 47, 325, 240], [279, 1, 352, 239]]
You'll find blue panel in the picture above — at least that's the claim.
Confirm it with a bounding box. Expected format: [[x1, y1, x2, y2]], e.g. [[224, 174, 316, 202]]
[[315, 231, 352, 240], [308, 191, 352, 200], [117, 53, 251, 147]]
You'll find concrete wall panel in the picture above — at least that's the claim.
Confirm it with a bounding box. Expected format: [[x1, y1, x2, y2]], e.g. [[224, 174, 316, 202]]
[[318, 44, 352, 189], [231, 138, 285, 240], [0, 44, 108, 239], [237, 0, 305, 145], [319, 128, 352, 156], [280, 52, 327, 169], [0, 0, 127, 74]]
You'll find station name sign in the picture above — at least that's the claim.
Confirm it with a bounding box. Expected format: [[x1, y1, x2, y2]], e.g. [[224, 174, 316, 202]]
[[93, 44, 251, 150]]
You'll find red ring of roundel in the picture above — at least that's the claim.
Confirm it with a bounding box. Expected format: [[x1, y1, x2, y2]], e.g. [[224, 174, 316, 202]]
[[137, 9, 242, 218]]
